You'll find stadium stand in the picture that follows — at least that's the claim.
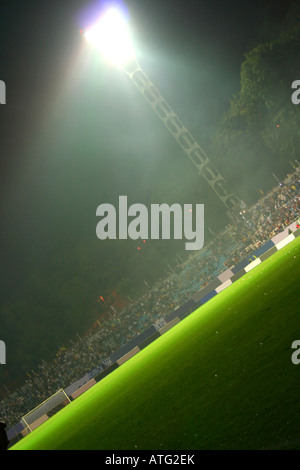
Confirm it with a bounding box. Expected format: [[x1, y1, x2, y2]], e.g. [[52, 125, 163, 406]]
[[2, 169, 300, 440]]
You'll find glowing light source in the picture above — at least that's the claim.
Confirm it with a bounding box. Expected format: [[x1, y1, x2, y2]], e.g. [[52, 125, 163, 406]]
[[84, 8, 135, 66]]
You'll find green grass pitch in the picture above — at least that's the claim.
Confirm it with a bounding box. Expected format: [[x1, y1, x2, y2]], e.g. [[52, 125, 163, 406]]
[[11, 237, 300, 450]]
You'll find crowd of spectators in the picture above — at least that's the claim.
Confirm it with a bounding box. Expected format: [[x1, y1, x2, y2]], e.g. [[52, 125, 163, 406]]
[[1, 169, 300, 430]]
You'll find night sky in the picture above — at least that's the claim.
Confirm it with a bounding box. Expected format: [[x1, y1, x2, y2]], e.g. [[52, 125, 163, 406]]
[[0, 0, 296, 375]]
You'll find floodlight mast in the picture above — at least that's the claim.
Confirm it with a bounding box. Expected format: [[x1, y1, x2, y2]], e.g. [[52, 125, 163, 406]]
[[84, 11, 242, 221], [120, 57, 241, 221]]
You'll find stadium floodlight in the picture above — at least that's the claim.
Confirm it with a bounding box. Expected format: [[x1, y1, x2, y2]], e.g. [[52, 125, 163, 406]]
[[84, 7, 135, 66], [83, 7, 243, 220]]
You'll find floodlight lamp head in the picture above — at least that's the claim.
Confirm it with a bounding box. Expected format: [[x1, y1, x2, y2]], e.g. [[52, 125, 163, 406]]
[[84, 8, 135, 66]]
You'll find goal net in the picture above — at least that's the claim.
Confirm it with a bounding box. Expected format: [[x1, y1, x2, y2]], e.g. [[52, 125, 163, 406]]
[[21, 389, 71, 433]]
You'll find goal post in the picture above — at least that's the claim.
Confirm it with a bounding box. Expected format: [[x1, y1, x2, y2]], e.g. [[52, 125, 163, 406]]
[[21, 389, 71, 433]]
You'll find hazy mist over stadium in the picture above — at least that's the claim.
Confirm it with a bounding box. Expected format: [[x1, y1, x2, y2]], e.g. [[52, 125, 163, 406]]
[[0, 0, 298, 389]]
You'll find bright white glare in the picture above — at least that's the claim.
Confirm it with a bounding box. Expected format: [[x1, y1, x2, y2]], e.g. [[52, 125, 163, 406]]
[[84, 8, 135, 66]]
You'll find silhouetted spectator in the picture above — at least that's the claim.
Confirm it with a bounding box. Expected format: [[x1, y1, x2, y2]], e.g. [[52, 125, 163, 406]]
[[0, 421, 9, 450]]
